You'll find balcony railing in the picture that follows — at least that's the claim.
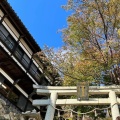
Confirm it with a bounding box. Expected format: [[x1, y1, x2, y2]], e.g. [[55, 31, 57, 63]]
[[0, 29, 46, 85]]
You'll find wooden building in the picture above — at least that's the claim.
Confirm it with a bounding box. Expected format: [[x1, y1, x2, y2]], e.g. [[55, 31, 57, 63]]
[[0, 0, 58, 115]]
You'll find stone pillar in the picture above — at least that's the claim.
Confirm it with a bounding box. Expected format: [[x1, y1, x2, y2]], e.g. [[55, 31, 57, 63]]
[[109, 91, 120, 120], [45, 92, 57, 120]]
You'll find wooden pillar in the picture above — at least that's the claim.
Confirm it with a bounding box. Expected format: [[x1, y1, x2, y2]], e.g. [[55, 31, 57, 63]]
[[45, 92, 57, 120], [109, 91, 120, 120]]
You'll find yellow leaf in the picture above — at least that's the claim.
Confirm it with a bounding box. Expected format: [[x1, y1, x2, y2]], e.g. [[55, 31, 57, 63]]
[[118, 29, 120, 36]]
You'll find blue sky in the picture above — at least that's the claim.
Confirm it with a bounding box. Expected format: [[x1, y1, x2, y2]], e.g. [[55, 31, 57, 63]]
[[7, 0, 71, 49]]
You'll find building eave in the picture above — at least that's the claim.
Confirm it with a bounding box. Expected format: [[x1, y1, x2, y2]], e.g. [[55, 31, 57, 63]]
[[0, 0, 41, 53]]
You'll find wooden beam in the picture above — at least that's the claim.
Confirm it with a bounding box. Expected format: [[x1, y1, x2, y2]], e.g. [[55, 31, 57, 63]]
[[33, 98, 120, 106], [56, 98, 110, 105], [36, 89, 120, 95], [33, 85, 120, 90], [33, 99, 50, 106]]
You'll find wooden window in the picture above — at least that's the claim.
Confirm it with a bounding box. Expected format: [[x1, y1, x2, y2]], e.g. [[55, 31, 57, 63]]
[[29, 63, 37, 75], [22, 54, 30, 68], [0, 24, 9, 41], [17, 95, 27, 111], [15, 46, 24, 60], [5, 35, 15, 50], [29, 63, 42, 82], [0, 24, 16, 50]]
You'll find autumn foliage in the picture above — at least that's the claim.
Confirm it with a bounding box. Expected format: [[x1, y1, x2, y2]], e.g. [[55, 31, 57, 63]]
[[43, 0, 120, 85]]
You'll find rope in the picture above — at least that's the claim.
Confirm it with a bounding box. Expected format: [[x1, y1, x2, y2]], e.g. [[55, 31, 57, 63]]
[[51, 105, 111, 115]]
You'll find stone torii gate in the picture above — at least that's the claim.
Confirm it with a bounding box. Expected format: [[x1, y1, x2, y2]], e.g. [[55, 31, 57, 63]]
[[33, 85, 120, 120]]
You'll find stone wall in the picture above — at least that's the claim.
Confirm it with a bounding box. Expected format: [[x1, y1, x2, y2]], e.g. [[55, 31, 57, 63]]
[[0, 98, 42, 120]]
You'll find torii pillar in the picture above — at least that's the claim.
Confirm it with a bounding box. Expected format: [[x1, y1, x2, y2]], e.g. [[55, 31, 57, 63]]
[[109, 90, 120, 120], [45, 92, 57, 120]]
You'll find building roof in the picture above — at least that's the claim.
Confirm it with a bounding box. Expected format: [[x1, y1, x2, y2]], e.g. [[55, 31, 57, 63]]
[[0, 0, 41, 53]]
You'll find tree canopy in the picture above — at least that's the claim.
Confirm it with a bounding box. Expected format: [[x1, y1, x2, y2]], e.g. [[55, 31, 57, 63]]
[[43, 0, 120, 86]]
